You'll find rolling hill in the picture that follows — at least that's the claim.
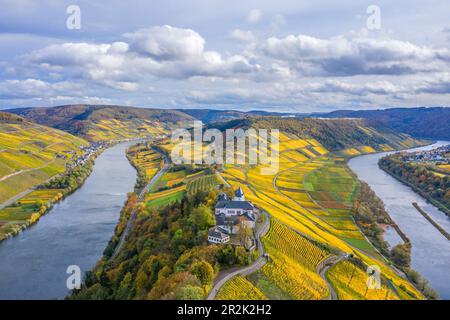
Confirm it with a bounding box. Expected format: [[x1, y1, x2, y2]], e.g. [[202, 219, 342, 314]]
[[8, 105, 194, 142], [178, 108, 297, 123], [323, 107, 450, 141], [211, 116, 425, 152], [0, 112, 88, 205]]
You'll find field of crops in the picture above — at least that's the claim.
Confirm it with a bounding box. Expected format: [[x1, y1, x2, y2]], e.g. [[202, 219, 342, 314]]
[[127, 144, 162, 182], [259, 220, 330, 299], [145, 164, 220, 209], [216, 276, 268, 300], [0, 189, 64, 241], [0, 121, 88, 204], [326, 260, 399, 300], [85, 119, 165, 142], [186, 174, 219, 196], [218, 130, 424, 300]]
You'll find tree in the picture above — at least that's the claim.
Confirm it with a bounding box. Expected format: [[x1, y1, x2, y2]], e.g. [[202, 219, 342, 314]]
[[190, 260, 214, 286], [189, 204, 215, 230], [176, 285, 204, 300], [116, 272, 133, 300], [135, 270, 149, 298], [390, 244, 410, 268]]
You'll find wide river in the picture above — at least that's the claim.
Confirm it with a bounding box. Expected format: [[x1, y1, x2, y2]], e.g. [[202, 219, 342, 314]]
[[0, 142, 137, 299], [348, 141, 450, 299]]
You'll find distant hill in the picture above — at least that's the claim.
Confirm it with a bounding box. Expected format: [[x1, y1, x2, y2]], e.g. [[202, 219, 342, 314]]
[[178, 109, 297, 123], [211, 116, 425, 152], [0, 111, 88, 204], [323, 107, 450, 141], [8, 105, 194, 142]]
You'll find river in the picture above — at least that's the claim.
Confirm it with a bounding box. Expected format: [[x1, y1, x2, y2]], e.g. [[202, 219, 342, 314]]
[[0, 142, 137, 300], [348, 141, 450, 299]]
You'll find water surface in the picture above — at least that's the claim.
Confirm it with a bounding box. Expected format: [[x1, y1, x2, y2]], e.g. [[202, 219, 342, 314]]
[[0, 142, 137, 299], [348, 141, 450, 299]]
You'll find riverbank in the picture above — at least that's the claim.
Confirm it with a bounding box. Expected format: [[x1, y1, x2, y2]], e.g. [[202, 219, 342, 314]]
[[412, 203, 450, 241], [348, 141, 450, 299], [0, 142, 139, 299], [378, 162, 449, 216], [0, 144, 109, 242]]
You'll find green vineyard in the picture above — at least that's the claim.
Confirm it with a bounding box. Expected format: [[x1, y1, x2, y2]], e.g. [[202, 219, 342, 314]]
[[186, 174, 219, 196]]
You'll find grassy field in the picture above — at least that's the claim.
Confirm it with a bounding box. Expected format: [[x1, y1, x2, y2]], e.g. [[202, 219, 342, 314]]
[[219, 131, 424, 300]]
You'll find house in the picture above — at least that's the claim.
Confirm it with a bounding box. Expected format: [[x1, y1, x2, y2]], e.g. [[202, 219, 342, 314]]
[[208, 228, 230, 244], [209, 187, 257, 241]]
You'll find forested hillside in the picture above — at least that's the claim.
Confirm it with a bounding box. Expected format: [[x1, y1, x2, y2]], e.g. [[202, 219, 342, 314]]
[[324, 107, 450, 140], [379, 154, 450, 215], [212, 117, 425, 152]]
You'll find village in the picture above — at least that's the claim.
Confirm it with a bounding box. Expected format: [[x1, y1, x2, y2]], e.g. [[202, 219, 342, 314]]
[[62, 141, 108, 169], [404, 144, 450, 163]]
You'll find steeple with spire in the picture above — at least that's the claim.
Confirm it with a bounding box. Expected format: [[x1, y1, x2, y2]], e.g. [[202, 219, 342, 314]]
[[233, 186, 245, 201]]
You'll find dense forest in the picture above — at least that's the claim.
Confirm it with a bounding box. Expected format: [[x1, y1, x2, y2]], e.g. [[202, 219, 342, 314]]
[[69, 189, 254, 300], [379, 155, 450, 216]]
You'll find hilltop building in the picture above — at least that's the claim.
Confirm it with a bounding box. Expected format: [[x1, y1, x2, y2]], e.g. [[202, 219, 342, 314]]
[[208, 187, 257, 244]]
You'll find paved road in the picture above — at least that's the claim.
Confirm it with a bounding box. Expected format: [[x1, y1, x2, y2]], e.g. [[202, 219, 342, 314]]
[[112, 148, 169, 258], [207, 211, 270, 300], [317, 255, 346, 300]]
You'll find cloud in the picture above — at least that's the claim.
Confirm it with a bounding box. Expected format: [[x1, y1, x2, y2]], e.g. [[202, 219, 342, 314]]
[[0, 78, 82, 99], [229, 29, 256, 43], [261, 33, 450, 76], [124, 25, 205, 60], [247, 9, 263, 24], [305, 79, 401, 96], [22, 25, 260, 89]]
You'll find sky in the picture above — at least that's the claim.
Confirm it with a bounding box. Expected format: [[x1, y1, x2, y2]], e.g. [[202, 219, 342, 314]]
[[0, 0, 449, 112]]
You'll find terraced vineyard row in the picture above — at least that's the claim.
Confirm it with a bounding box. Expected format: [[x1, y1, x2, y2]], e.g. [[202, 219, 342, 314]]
[[0, 120, 88, 204], [186, 174, 219, 196], [326, 259, 399, 300], [264, 219, 329, 269], [216, 276, 268, 300], [260, 220, 330, 299], [220, 131, 424, 300], [127, 144, 162, 181]]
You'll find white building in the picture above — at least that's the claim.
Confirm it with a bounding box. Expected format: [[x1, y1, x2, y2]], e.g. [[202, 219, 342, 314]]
[[212, 187, 256, 237], [208, 228, 230, 244]]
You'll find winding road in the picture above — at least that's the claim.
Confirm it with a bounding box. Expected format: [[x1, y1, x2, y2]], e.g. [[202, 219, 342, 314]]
[[207, 211, 270, 300], [112, 148, 169, 258]]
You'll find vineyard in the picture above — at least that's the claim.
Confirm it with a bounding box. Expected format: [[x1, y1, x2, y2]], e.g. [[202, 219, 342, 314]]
[[186, 174, 219, 196], [127, 144, 162, 182], [218, 130, 425, 300], [326, 259, 399, 300], [0, 119, 88, 204], [0, 189, 64, 241], [84, 119, 166, 142], [260, 220, 330, 299], [216, 276, 268, 300]]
